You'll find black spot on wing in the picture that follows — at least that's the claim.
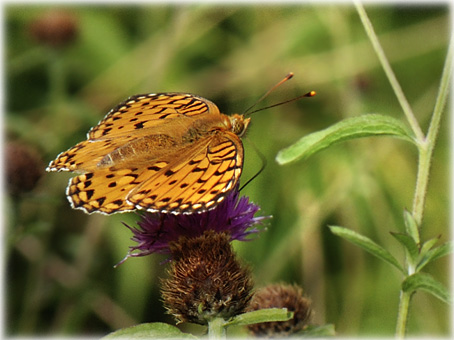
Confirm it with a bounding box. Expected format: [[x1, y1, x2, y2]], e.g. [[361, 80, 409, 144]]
[[86, 189, 94, 200], [165, 170, 175, 177]]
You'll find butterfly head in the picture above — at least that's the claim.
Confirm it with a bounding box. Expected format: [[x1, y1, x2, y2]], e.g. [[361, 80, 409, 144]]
[[230, 114, 250, 137]]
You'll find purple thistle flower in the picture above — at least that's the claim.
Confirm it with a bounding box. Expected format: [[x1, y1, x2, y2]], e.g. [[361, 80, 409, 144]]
[[119, 188, 269, 264]]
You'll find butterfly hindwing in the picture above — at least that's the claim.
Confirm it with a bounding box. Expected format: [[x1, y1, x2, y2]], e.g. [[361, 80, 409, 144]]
[[127, 132, 243, 213], [66, 132, 243, 215], [66, 161, 168, 214]]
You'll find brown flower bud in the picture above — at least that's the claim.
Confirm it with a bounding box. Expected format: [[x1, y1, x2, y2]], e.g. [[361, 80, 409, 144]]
[[29, 10, 77, 48], [6, 142, 44, 195], [247, 283, 312, 337], [161, 231, 254, 325]]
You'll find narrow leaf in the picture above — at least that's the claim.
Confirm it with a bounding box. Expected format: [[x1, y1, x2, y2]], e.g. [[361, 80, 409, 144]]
[[426, 241, 454, 262], [417, 241, 453, 272], [276, 114, 415, 165], [402, 273, 451, 304], [224, 308, 292, 327], [403, 209, 420, 244], [415, 236, 441, 272], [329, 226, 403, 273], [103, 322, 197, 339], [420, 236, 441, 255], [390, 232, 419, 263]]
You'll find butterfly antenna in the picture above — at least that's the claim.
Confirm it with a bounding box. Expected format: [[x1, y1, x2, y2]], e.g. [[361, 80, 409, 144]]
[[239, 136, 267, 192], [243, 72, 295, 115], [246, 90, 316, 116], [243, 72, 316, 117]]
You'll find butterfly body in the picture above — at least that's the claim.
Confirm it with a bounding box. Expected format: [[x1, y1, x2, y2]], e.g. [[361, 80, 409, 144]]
[[47, 93, 250, 215]]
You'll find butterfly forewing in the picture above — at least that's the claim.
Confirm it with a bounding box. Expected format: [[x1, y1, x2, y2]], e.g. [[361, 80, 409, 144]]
[[48, 92, 247, 214], [47, 93, 220, 173], [88, 93, 219, 139]]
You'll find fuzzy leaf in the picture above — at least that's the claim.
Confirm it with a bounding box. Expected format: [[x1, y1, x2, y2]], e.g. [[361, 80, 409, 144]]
[[224, 308, 293, 327], [390, 232, 419, 264], [402, 273, 451, 304], [276, 114, 415, 165], [417, 241, 453, 272], [420, 236, 441, 255], [329, 226, 403, 273], [403, 209, 420, 244], [102, 322, 197, 339]]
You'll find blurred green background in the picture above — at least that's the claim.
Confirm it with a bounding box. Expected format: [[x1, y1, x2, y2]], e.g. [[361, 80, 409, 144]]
[[5, 3, 450, 337]]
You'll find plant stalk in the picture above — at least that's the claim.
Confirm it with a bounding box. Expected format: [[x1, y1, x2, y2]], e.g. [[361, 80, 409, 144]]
[[412, 37, 453, 226], [395, 291, 412, 338], [208, 317, 226, 340], [353, 1, 425, 142], [355, 3, 452, 338]]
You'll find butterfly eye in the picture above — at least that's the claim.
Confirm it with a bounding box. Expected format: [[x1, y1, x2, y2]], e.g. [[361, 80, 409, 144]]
[[230, 115, 250, 137]]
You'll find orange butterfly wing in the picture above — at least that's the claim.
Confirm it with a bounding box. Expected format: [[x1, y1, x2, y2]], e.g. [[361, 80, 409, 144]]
[[47, 93, 246, 214]]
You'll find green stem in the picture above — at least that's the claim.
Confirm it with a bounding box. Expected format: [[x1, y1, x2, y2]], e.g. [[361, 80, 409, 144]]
[[208, 317, 226, 340], [48, 49, 66, 108], [412, 37, 453, 227], [355, 3, 453, 338], [395, 291, 412, 339], [353, 1, 425, 142]]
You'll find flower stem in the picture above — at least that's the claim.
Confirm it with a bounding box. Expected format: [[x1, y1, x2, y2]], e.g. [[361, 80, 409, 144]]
[[208, 317, 226, 340], [353, 1, 425, 142], [355, 3, 453, 338], [48, 49, 66, 107], [412, 37, 453, 226], [395, 291, 412, 339], [397, 38, 452, 336]]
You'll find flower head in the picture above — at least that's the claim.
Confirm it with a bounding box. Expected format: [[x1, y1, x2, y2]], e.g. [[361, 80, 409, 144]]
[[161, 231, 254, 324], [29, 10, 78, 48], [247, 283, 313, 337], [7, 142, 44, 196], [120, 188, 268, 262]]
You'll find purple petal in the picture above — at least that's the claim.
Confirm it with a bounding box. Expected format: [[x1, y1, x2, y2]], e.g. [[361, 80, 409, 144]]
[[121, 188, 269, 262]]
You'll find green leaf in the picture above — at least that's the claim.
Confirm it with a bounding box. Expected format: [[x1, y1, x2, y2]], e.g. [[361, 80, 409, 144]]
[[329, 226, 403, 273], [426, 241, 454, 262], [420, 236, 441, 255], [403, 209, 420, 244], [390, 232, 419, 264], [402, 273, 451, 304], [276, 114, 415, 165], [224, 308, 292, 327], [416, 241, 453, 272], [299, 324, 336, 337], [102, 322, 197, 339]]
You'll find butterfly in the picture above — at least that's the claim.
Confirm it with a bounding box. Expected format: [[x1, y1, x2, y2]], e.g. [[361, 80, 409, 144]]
[[47, 93, 250, 215]]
